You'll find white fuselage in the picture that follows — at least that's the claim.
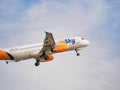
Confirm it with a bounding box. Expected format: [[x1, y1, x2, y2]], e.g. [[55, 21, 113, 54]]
[[3, 37, 90, 62]]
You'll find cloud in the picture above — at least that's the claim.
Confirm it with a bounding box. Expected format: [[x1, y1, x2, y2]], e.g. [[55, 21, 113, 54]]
[[0, 0, 120, 90]]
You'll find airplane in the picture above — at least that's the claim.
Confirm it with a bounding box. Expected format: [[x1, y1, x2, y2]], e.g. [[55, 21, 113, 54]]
[[0, 32, 90, 66]]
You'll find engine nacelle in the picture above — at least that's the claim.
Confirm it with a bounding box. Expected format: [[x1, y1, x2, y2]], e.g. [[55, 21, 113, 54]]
[[47, 54, 54, 60], [52, 45, 68, 52], [41, 54, 54, 62]]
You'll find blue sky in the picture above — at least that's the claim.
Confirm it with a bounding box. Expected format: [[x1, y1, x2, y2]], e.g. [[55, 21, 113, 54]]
[[0, 0, 120, 90]]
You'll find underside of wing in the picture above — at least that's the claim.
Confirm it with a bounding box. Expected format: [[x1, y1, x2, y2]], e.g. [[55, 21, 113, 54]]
[[36, 32, 55, 63]]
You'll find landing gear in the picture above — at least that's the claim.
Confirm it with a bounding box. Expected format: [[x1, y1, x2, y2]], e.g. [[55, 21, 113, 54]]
[[75, 49, 80, 56], [6, 61, 9, 64], [77, 53, 80, 56], [35, 61, 40, 66]]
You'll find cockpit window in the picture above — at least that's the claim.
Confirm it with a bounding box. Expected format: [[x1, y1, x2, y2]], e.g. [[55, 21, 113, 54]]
[[81, 38, 85, 40]]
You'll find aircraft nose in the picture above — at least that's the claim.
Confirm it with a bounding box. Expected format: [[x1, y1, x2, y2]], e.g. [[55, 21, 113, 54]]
[[84, 40, 90, 46], [86, 40, 90, 45]]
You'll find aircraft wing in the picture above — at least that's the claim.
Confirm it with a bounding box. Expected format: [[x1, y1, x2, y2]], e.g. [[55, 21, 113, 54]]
[[39, 32, 55, 56]]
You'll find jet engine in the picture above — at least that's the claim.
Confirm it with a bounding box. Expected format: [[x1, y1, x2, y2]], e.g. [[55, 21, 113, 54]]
[[43, 54, 54, 62]]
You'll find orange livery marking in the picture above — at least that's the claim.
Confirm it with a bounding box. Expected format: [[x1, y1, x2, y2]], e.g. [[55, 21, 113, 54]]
[[54, 44, 68, 52], [0, 50, 10, 60]]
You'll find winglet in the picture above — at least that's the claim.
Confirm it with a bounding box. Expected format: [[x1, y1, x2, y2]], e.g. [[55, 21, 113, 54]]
[[44, 31, 49, 35]]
